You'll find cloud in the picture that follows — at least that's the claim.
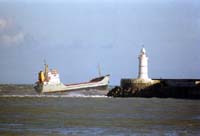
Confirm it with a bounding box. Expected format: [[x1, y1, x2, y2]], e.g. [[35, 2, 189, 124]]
[[0, 18, 27, 47], [0, 18, 8, 29], [0, 32, 25, 46]]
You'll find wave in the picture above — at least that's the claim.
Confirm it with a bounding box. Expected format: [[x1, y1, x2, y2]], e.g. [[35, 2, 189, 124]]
[[0, 94, 108, 98]]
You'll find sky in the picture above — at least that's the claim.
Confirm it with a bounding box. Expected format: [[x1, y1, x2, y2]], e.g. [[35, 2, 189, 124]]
[[0, 0, 199, 85]]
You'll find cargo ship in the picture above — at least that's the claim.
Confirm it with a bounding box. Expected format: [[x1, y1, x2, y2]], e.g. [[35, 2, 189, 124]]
[[34, 63, 110, 93]]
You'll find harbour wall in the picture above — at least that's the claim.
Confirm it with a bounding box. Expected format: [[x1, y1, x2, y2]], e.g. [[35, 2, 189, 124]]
[[107, 79, 200, 99]]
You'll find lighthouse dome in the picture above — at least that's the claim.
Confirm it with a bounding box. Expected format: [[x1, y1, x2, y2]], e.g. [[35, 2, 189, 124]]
[[141, 48, 146, 54]]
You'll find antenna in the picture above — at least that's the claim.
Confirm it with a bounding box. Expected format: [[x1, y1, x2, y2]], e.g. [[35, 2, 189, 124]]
[[98, 64, 102, 77], [44, 59, 46, 66]]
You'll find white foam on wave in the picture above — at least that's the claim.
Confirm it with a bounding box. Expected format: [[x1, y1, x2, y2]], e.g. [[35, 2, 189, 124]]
[[0, 94, 108, 98], [67, 92, 107, 98]]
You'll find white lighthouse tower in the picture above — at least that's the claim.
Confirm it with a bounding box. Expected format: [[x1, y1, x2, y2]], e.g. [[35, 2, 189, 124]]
[[138, 47, 150, 80]]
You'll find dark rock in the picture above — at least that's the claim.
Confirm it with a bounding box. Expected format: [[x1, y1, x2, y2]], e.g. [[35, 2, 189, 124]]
[[107, 81, 200, 99]]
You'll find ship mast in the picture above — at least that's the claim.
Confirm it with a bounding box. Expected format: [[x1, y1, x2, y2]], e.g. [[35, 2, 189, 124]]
[[98, 64, 102, 77], [44, 60, 49, 81]]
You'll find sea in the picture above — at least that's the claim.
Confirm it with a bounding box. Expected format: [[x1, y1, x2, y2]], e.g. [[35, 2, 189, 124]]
[[0, 85, 199, 136]]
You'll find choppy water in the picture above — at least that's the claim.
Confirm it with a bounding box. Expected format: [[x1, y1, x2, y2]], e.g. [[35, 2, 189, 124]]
[[0, 86, 200, 135]]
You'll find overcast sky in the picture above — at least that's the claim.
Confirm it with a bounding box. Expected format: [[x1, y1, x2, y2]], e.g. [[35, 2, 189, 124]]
[[0, 0, 199, 85]]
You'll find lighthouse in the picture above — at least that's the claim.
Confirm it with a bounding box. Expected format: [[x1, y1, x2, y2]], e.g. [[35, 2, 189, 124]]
[[138, 47, 150, 80]]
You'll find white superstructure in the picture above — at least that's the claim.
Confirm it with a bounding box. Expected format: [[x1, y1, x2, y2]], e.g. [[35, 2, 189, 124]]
[[45, 69, 61, 85], [138, 47, 150, 80]]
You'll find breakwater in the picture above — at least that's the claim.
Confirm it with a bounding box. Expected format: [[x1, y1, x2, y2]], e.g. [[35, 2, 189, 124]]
[[107, 79, 200, 99]]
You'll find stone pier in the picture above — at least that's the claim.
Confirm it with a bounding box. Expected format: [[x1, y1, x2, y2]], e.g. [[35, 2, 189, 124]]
[[120, 79, 160, 90]]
